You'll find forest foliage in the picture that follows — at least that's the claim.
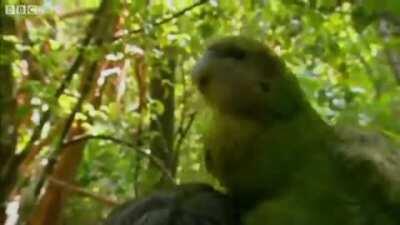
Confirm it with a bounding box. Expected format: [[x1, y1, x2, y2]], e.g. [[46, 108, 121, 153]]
[[0, 0, 399, 224]]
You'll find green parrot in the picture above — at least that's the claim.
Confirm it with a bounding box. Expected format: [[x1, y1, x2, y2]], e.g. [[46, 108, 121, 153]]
[[103, 183, 240, 225], [192, 36, 400, 225]]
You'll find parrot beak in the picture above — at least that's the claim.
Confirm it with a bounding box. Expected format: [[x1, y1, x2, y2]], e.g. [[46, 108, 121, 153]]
[[192, 51, 214, 93]]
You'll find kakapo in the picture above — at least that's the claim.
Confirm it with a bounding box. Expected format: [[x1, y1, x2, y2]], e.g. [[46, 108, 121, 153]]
[[192, 36, 400, 225]]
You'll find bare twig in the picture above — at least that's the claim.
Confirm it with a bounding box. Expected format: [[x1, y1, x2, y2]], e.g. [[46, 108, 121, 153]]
[[121, 0, 208, 37], [18, 3, 102, 156], [5, 3, 100, 186], [63, 134, 175, 183], [48, 176, 119, 206], [174, 112, 197, 154], [33, 0, 122, 196], [173, 63, 195, 154], [34, 62, 99, 196], [59, 8, 97, 20], [152, 0, 208, 28], [18, 40, 89, 159]]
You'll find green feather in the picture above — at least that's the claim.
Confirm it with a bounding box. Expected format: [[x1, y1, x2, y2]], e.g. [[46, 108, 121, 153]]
[[193, 36, 400, 225]]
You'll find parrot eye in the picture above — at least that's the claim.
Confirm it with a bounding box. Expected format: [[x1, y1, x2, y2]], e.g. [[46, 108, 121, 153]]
[[259, 81, 270, 92]]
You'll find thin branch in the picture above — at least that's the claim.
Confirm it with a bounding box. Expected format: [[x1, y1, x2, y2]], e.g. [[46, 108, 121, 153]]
[[174, 63, 193, 153], [18, 5, 100, 156], [5, 4, 99, 185], [175, 73, 188, 147], [174, 112, 197, 154], [48, 176, 119, 207], [59, 8, 97, 20], [33, 0, 121, 196], [152, 0, 208, 27], [63, 134, 175, 184], [121, 0, 208, 37], [17, 46, 86, 159], [153, 117, 173, 159], [34, 62, 99, 196], [19, 122, 63, 176]]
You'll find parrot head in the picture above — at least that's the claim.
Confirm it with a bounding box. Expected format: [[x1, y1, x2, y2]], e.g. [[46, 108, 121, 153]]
[[192, 36, 306, 123]]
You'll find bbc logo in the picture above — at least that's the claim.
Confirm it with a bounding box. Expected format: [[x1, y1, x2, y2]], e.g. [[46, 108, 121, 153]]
[[5, 5, 42, 15]]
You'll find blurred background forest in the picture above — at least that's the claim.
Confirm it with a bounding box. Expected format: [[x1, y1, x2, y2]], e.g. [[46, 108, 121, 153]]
[[1, 0, 400, 224]]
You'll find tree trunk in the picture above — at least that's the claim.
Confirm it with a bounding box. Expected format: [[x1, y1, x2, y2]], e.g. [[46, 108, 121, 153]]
[[26, 0, 122, 224], [0, 5, 18, 223], [148, 50, 177, 189], [27, 126, 86, 225]]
